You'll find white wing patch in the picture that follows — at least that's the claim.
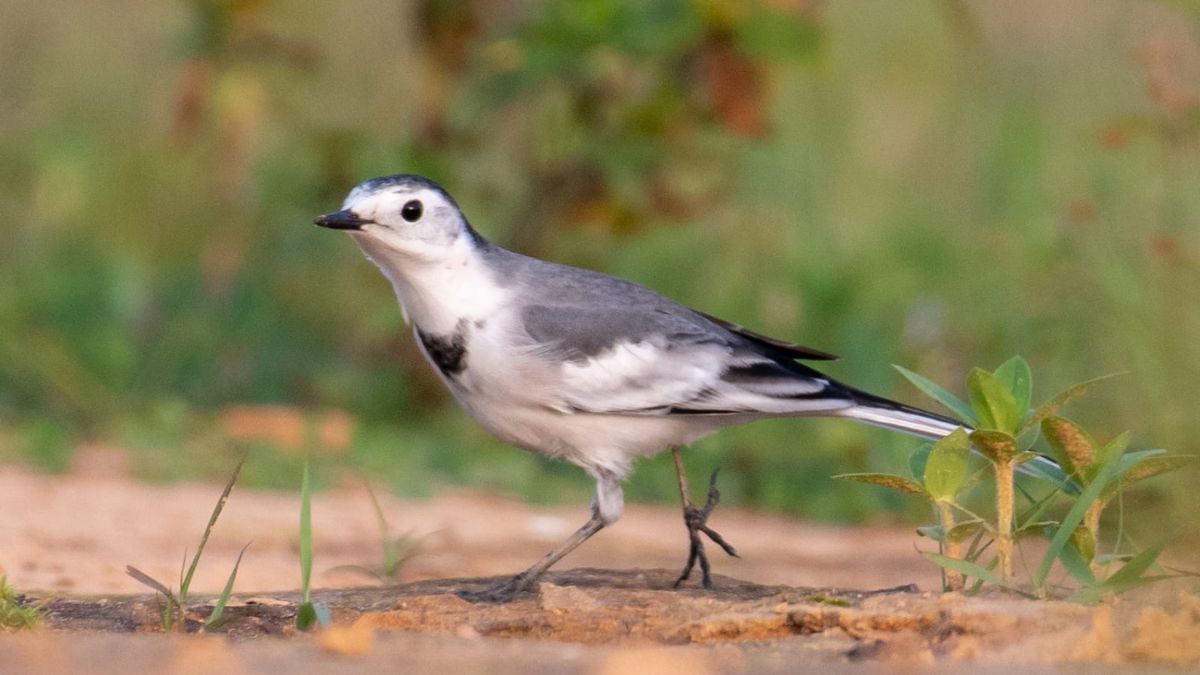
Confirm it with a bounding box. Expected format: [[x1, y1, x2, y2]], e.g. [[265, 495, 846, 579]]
[[557, 339, 726, 413], [554, 338, 852, 416]]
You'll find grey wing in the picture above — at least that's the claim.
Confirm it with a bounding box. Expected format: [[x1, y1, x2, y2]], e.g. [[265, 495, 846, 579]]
[[519, 303, 855, 416]]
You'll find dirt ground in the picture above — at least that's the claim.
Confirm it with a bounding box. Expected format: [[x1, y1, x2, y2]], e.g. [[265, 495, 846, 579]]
[[3, 454, 1200, 673]]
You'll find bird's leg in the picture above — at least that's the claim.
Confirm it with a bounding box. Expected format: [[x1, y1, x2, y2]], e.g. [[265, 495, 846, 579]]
[[671, 447, 739, 589], [457, 513, 605, 603], [458, 473, 621, 603]]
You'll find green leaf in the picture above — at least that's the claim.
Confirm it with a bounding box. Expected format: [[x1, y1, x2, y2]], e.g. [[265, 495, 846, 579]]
[[924, 428, 970, 501], [181, 455, 246, 601], [1084, 433, 1130, 484], [947, 519, 985, 543], [1070, 526, 1095, 563], [967, 368, 1021, 433], [206, 541, 251, 629], [1035, 434, 1128, 587], [923, 553, 1031, 595], [1068, 545, 1166, 603], [125, 565, 174, 598], [1058, 537, 1097, 587], [1041, 417, 1097, 478], [832, 473, 929, 498], [299, 456, 313, 605], [916, 525, 944, 542], [1014, 520, 1057, 538], [1102, 455, 1196, 503], [969, 430, 1019, 464], [1104, 543, 1164, 587], [894, 365, 978, 425], [296, 601, 318, 632], [908, 443, 932, 483], [993, 356, 1033, 422], [1018, 373, 1124, 437], [1016, 456, 1080, 494]]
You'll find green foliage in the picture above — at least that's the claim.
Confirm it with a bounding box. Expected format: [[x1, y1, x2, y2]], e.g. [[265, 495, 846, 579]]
[[893, 366, 977, 426], [297, 455, 315, 630], [924, 429, 970, 502], [855, 358, 1191, 599], [967, 368, 1021, 434], [327, 481, 422, 585], [0, 577, 41, 632], [296, 455, 328, 631], [1, 0, 1198, 530], [126, 457, 249, 631]]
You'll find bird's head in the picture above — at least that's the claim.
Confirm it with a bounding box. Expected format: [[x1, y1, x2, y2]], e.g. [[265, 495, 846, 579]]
[[314, 174, 481, 263]]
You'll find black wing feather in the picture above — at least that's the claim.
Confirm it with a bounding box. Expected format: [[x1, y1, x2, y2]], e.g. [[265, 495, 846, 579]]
[[696, 312, 838, 361]]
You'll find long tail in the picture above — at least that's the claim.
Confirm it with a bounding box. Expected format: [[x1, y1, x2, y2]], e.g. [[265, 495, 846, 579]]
[[835, 388, 963, 439], [835, 389, 1069, 483], [839, 396, 963, 440]]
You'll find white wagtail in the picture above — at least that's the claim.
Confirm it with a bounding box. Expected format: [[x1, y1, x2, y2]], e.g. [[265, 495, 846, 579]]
[[315, 174, 1003, 601]]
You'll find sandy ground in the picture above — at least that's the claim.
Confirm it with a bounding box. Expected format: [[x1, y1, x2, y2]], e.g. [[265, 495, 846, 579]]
[[4, 458, 1200, 674], [0, 461, 936, 596]]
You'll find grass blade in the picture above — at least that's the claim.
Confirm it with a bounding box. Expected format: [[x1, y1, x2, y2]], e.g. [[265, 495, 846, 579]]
[[297, 455, 318, 631], [923, 553, 1031, 596], [894, 365, 978, 425], [1057, 538, 1097, 586], [1068, 544, 1166, 602], [1035, 434, 1128, 588], [299, 456, 313, 605], [125, 565, 173, 597], [296, 602, 318, 631], [180, 455, 246, 600], [1100, 543, 1164, 588], [206, 541, 252, 629]]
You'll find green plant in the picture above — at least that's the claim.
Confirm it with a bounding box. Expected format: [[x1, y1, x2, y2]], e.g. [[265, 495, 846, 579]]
[[0, 577, 41, 631], [838, 357, 1193, 599], [327, 480, 422, 585], [295, 455, 329, 631], [126, 456, 250, 630]]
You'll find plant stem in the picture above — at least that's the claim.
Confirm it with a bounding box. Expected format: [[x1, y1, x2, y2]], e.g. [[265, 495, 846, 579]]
[[994, 459, 1014, 581], [938, 502, 964, 591], [1085, 500, 1102, 575]]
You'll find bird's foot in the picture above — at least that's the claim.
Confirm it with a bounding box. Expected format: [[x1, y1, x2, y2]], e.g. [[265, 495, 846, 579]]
[[456, 573, 534, 603], [673, 469, 739, 589]]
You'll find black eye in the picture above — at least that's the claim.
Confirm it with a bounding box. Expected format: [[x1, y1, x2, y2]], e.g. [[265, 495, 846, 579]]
[[401, 199, 423, 222]]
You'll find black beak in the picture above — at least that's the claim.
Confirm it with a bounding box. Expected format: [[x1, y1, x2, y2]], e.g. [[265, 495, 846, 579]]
[[314, 209, 372, 230]]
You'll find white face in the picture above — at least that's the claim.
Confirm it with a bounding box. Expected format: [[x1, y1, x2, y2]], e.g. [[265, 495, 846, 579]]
[[339, 183, 469, 261]]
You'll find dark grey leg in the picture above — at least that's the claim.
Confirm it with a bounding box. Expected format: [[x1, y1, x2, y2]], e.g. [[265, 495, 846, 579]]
[[458, 473, 621, 603], [457, 513, 605, 603], [671, 447, 739, 589]]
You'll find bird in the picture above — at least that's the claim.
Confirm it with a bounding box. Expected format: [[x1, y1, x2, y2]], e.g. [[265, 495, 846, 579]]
[[314, 174, 1003, 601]]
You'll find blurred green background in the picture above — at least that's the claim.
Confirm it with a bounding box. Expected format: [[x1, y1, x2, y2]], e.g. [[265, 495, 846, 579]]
[[2, 0, 1198, 537]]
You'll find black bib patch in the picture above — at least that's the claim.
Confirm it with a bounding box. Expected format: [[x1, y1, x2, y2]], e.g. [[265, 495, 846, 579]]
[[417, 323, 468, 377]]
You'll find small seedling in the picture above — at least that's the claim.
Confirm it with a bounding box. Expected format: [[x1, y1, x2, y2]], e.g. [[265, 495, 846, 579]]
[[296, 455, 329, 631], [327, 480, 421, 585], [126, 455, 251, 631], [0, 577, 42, 631], [839, 356, 1192, 600]]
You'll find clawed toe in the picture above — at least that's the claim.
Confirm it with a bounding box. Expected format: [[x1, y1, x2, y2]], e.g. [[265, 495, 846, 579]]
[[457, 575, 531, 603], [673, 469, 739, 589]]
